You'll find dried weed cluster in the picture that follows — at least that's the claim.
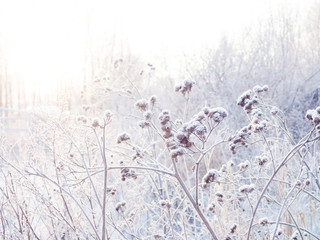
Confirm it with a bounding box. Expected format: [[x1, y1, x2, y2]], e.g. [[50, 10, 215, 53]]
[[0, 77, 319, 240]]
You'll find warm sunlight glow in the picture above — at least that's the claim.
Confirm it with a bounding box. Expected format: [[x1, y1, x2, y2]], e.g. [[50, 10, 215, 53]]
[[0, 0, 308, 103]]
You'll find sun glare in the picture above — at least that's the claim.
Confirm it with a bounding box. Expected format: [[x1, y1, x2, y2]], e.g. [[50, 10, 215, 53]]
[[0, 0, 303, 104]]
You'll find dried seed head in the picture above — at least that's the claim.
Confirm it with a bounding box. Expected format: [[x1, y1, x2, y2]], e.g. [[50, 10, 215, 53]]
[[149, 95, 157, 106], [159, 110, 171, 125], [135, 99, 148, 111], [202, 169, 219, 188], [117, 132, 131, 144], [230, 224, 237, 234], [159, 200, 171, 208], [208, 202, 215, 212], [115, 201, 126, 212], [107, 186, 117, 195], [91, 118, 100, 128], [306, 108, 320, 124], [239, 184, 255, 194], [305, 179, 311, 186], [77, 115, 87, 124], [202, 106, 210, 115], [238, 160, 250, 170], [208, 107, 228, 122], [138, 120, 150, 128], [170, 147, 184, 159], [175, 78, 196, 95], [105, 110, 113, 119], [259, 217, 268, 226], [270, 106, 279, 115], [144, 111, 153, 120], [82, 105, 90, 111]]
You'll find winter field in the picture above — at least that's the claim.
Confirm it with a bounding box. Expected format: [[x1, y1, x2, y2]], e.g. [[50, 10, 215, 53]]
[[0, 0, 320, 239]]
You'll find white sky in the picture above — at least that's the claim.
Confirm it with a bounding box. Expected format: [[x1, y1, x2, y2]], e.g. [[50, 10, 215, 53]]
[[0, 0, 313, 100]]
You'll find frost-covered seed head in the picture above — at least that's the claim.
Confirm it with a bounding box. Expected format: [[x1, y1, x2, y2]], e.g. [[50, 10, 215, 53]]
[[99, 120, 105, 128], [227, 160, 235, 168], [135, 99, 148, 111], [230, 224, 237, 234], [149, 95, 157, 106], [208, 202, 215, 212], [115, 201, 126, 212], [165, 139, 178, 150], [117, 132, 131, 144], [256, 155, 268, 166], [91, 118, 100, 128], [159, 200, 171, 208], [253, 85, 264, 93], [305, 179, 311, 186], [216, 192, 223, 198], [170, 148, 184, 159], [270, 106, 279, 115], [159, 110, 171, 125], [105, 110, 113, 119], [277, 229, 283, 236], [296, 180, 302, 186], [174, 84, 183, 92], [239, 184, 255, 194], [82, 105, 90, 111], [175, 78, 196, 95], [120, 168, 137, 181], [202, 169, 219, 188], [107, 186, 116, 195], [306, 108, 320, 124], [202, 106, 210, 115], [144, 111, 153, 120], [161, 122, 172, 132], [259, 217, 268, 226], [262, 85, 269, 91], [291, 231, 299, 240], [195, 112, 206, 121], [220, 164, 227, 173], [175, 119, 183, 125], [208, 107, 228, 122], [138, 120, 150, 128], [237, 90, 253, 107], [239, 160, 250, 170], [77, 115, 87, 124]]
